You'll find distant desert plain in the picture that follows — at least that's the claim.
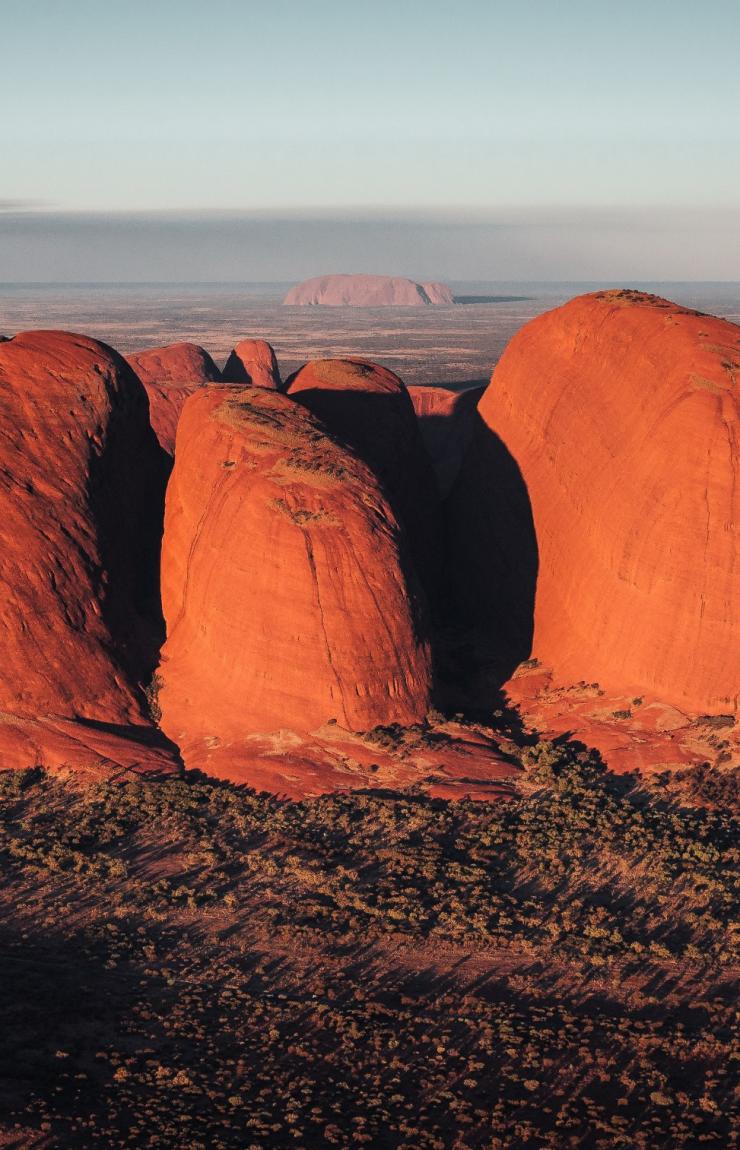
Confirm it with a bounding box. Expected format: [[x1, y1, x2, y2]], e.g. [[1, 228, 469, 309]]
[[3, 279, 739, 386]]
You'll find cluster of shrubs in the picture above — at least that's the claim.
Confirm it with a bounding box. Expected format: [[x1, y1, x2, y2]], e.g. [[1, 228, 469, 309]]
[[364, 722, 452, 751], [0, 743, 736, 1148]]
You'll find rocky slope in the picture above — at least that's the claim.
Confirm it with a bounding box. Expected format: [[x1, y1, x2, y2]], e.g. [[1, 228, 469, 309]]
[[283, 274, 454, 307], [451, 290, 740, 714], [126, 341, 221, 455], [157, 386, 433, 781], [0, 330, 176, 774], [221, 338, 281, 388]]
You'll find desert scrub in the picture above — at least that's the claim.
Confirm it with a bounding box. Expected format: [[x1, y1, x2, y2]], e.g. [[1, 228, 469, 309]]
[[142, 673, 163, 722], [0, 750, 736, 1149], [363, 722, 452, 752], [283, 450, 349, 481]]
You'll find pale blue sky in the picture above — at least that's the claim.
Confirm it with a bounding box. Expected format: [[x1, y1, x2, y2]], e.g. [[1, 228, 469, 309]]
[[1, 0, 738, 277]]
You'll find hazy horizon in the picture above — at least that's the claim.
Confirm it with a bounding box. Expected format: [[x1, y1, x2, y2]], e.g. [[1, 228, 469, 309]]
[[2, 206, 739, 284]]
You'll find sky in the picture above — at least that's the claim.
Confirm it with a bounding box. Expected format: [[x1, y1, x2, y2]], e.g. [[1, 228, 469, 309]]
[[1, 0, 738, 280]]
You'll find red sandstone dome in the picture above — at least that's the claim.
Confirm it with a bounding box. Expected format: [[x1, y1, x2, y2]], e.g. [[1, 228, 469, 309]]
[[125, 341, 222, 455], [285, 359, 442, 607], [451, 290, 740, 714], [221, 338, 281, 389], [408, 384, 484, 495], [283, 274, 454, 307], [125, 341, 221, 387], [0, 330, 175, 774], [157, 386, 432, 773]]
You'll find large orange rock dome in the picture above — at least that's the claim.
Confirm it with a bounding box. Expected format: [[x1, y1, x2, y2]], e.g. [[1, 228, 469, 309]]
[[285, 359, 442, 607], [157, 386, 432, 770], [452, 291, 740, 713], [125, 341, 222, 454], [125, 341, 221, 387], [221, 339, 281, 389], [0, 330, 175, 773]]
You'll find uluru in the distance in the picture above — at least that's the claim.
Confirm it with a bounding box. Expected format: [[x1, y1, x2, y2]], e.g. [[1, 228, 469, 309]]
[[0, 1, 737, 1147], [283, 273, 455, 306]]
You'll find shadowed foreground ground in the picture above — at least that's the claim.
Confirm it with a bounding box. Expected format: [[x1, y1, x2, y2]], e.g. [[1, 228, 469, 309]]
[[0, 743, 736, 1149]]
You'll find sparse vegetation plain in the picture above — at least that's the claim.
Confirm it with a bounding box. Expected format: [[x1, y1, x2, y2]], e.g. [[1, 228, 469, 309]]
[[0, 740, 736, 1149]]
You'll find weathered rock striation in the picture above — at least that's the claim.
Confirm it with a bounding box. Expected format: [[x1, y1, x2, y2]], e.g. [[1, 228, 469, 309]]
[[408, 384, 484, 495], [285, 359, 443, 607], [221, 339, 281, 389], [283, 274, 454, 307], [451, 290, 740, 713], [125, 341, 221, 455], [157, 386, 432, 775], [0, 330, 176, 774]]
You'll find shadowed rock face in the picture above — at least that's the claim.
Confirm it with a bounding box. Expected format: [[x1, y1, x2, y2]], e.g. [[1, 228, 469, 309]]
[[408, 385, 484, 496], [221, 339, 281, 389], [283, 274, 454, 307], [421, 281, 455, 305], [126, 341, 222, 455], [158, 387, 432, 764], [452, 290, 740, 714], [0, 330, 176, 773], [285, 359, 443, 610]]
